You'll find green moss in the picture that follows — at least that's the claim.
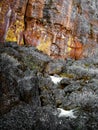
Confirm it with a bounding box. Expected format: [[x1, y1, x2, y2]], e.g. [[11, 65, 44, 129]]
[[82, 76, 91, 81], [60, 73, 74, 78], [56, 99, 62, 107], [23, 55, 41, 71], [84, 63, 90, 68]]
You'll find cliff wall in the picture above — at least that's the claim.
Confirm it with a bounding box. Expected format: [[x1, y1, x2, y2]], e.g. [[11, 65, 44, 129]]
[[0, 0, 98, 59]]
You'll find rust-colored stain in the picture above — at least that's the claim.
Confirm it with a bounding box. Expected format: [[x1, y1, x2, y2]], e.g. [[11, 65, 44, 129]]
[[0, 0, 97, 60], [68, 39, 83, 60]]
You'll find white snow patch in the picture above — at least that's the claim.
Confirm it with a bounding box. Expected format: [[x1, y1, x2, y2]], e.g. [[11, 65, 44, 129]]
[[50, 76, 63, 84], [57, 108, 77, 119]]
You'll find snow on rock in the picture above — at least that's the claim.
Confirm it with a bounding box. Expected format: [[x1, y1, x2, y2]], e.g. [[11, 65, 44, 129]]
[[57, 108, 77, 119], [50, 76, 63, 84]]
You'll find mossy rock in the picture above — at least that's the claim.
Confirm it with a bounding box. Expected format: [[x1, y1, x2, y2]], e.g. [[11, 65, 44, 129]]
[[60, 73, 75, 79], [23, 55, 41, 71]]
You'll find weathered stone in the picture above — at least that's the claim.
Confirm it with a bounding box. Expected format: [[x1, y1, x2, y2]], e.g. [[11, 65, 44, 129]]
[[0, 43, 51, 115], [0, 0, 98, 59], [0, 0, 27, 44], [0, 44, 98, 130], [46, 60, 65, 74]]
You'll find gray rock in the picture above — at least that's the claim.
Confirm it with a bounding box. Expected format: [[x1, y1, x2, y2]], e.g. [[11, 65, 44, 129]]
[[0, 44, 98, 130], [46, 60, 66, 75]]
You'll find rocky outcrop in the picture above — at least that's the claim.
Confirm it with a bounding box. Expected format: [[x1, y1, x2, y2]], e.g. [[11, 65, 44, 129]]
[[0, 0, 98, 59], [0, 43, 98, 130], [0, 0, 27, 44]]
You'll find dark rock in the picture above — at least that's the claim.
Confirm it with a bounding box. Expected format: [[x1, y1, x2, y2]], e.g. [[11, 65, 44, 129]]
[[46, 60, 66, 74], [60, 78, 72, 89], [0, 44, 98, 130], [19, 47, 51, 73], [0, 105, 77, 130], [38, 76, 56, 107], [18, 76, 41, 106], [0, 104, 35, 130], [0, 45, 43, 115]]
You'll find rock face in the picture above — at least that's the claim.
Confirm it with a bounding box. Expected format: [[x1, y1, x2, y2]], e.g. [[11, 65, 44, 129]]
[[0, 0, 27, 44], [0, 0, 98, 59], [0, 43, 98, 130]]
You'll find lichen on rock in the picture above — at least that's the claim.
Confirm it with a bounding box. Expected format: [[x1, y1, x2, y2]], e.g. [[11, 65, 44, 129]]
[[0, 0, 98, 59]]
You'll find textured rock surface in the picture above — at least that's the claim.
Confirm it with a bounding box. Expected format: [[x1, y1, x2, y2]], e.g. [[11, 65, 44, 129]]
[[0, 0, 27, 44], [0, 0, 98, 59], [0, 43, 98, 130]]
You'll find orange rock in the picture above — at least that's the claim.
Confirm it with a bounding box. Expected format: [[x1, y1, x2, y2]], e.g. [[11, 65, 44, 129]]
[[68, 39, 83, 60]]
